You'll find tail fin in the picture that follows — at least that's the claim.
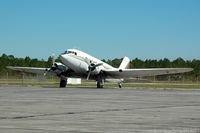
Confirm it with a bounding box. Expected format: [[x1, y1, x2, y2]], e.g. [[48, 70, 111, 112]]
[[119, 56, 130, 69]]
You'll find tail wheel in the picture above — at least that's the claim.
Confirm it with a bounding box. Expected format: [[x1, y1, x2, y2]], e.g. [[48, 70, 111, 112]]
[[118, 83, 122, 88]]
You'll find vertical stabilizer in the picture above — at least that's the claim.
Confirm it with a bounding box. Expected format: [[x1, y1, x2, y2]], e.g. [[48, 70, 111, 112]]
[[119, 56, 130, 69]]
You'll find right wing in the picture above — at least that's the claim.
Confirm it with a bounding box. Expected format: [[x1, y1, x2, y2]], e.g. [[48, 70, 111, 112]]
[[104, 68, 193, 78]]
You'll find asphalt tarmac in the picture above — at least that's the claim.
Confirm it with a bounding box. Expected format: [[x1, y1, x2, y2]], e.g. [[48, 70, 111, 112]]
[[0, 86, 200, 133]]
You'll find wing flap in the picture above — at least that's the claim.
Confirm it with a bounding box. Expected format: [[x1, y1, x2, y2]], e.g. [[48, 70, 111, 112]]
[[104, 68, 193, 78]]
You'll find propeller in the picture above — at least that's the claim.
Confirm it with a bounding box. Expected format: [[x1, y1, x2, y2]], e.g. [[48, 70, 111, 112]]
[[44, 54, 56, 76], [51, 54, 56, 68], [86, 63, 103, 80], [51, 53, 63, 72]]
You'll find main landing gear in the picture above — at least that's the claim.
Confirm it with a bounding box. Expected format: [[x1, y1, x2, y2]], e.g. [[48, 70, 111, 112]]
[[96, 74, 104, 88], [96, 74, 123, 88], [60, 76, 67, 88], [97, 80, 104, 88], [60, 79, 66, 88]]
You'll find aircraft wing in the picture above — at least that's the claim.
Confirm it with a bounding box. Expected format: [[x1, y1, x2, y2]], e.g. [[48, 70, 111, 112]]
[[104, 68, 193, 78], [7, 66, 51, 75]]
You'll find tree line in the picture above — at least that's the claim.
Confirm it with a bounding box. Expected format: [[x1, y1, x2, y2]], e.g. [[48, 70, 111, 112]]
[[0, 54, 200, 80]]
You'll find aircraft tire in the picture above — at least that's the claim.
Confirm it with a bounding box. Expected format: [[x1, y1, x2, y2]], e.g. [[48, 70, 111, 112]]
[[60, 79, 67, 88], [97, 81, 103, 88], [118, 83, 122, 88]]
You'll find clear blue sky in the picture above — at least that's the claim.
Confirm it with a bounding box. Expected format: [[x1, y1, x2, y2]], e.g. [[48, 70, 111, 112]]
[[0, 0, 200, 60]]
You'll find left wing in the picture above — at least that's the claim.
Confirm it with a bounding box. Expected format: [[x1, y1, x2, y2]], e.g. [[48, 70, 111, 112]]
[[104, 68, 193, 78], [7, 66, 51, 75]]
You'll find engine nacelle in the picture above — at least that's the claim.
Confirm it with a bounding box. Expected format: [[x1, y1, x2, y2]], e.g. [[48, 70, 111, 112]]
[[52, 62, 67, 75], [89, 65, 103, 75]]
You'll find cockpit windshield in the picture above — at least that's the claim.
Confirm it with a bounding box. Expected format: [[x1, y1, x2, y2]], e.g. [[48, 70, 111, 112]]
[[64, 50, 77, 55]]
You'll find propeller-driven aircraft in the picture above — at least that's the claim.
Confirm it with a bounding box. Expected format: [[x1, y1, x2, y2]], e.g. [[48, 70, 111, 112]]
[[7, 49, 193, 88]]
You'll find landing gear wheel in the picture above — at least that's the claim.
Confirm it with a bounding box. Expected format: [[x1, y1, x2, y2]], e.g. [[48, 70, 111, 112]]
[[96, 72, 105, 88], [60, 79, 67, 88], [96, 76, 104, 88], [97, 81, 104, 88]]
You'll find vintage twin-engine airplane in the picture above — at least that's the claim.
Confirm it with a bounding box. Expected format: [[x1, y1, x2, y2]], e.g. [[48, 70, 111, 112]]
[[7, 49, 193, 88]]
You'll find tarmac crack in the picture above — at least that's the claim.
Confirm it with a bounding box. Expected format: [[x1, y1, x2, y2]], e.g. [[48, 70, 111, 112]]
[[0, 104, 199, 120], [0, 108, 131, 120], [0, 127, 95, 133]]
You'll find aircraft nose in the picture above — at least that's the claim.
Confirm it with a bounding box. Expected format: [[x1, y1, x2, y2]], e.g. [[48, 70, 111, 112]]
[[60, 54, 72, 65], [60, 54, 67, 62]]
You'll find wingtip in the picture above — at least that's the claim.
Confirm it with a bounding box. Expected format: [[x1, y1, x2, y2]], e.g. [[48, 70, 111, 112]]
[[183, 68, 193, 72], [189, 68, 194, 71]]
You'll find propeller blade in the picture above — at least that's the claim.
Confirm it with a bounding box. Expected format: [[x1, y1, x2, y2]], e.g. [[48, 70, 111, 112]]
[[86, 63, 103, 80], [87, 70, 91, 80], [52, 54, 56, 65], [94, 63, 103, 68]]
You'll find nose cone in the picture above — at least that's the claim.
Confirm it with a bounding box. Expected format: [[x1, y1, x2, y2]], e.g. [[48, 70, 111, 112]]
[[59, 54, 65, 62], [59, 54, 73, 66], [60, 54, 68, 63]]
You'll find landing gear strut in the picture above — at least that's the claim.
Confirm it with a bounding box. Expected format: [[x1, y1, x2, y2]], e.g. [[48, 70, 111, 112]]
[[59, 76, 67, 88], [60, 80, 66, 88], [96, 74, 104, 88], [97, 80, 104, 88]]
